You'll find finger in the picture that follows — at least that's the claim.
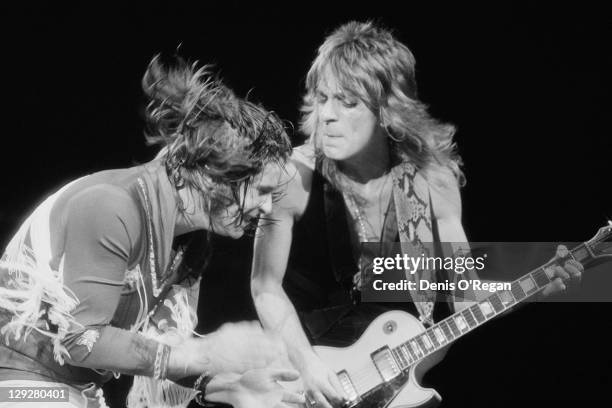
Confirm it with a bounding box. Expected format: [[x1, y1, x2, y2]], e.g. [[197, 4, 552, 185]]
[[556, 244, 569, 259], [282, 390, 306, 404], [563, 264, 582, 281], [270, 368, 301, 382], [313, 390, 333, 408], [542, 278, 566, 297], [564, 259, 584, 276], [319, 380, 344, 406], [553, 265, 570, 280]]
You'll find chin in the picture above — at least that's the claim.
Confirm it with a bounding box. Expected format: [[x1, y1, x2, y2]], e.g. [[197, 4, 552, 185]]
[[227, 228, 245, 239], [322, 146, 348, 161]]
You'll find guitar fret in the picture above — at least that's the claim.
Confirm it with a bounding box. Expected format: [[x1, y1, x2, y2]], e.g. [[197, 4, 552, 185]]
[[479, 300, 495, 317], [462, 308, 477, 328], [533, 268, 550, 288], [433, 326, 447, 345], [399, 345, 412, 365], [392, 348, 407, 369], [420, 334, 434, 351], [416, 336, 429, 354], [572, 247, 588, 263], [427, 329, 440, 348], [470, 304, 486, 323], [499, 290, 515, 307], [447, 319, 461, 337], [410, 339, 424, 358], [403, 343, 417, 363], [519, 276, 537, 295], [440, 321, 454, 341], [489, 293, 505, 313], [453, 315, 469, 333], [511, 281, 527, 301]]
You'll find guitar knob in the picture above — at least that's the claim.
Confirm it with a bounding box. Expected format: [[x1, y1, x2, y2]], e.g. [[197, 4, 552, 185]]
[[383, 320, 397, 334]]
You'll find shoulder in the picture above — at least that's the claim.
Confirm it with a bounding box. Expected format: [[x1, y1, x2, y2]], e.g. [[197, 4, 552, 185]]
[[420, 163, 462, 220], [63, 183, 142, 242]]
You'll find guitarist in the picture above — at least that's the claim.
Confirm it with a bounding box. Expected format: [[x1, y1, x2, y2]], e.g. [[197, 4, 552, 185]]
[[251, 21, 583, 408]]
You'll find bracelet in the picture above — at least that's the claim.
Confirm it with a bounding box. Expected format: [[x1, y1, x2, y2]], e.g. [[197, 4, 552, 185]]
[[153, 343, 171, 380], [193, 372, 214, 407]]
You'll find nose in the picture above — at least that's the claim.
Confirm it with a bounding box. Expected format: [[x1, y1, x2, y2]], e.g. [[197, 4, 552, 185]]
[[258, 193, 273, 215], [319, 99, 337, 124]]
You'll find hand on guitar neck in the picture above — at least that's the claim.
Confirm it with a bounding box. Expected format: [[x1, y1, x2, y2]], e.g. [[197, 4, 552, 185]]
[[539, 245, 584, 297]]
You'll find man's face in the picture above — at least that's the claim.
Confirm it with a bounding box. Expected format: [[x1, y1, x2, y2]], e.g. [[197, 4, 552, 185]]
[[209, 163, 283, 239], [315, 69, 385, 162]]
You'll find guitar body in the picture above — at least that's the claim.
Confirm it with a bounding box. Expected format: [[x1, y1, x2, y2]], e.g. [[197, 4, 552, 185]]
[[284, 224, 612, 408], [287, 310, 447, 408]]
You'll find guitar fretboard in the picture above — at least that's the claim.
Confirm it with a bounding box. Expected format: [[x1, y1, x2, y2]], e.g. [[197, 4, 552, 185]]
[[390, 243, 592, 369]]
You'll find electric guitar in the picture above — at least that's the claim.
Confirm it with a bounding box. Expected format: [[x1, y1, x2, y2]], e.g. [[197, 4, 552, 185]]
[[294, 223, 612, 408]]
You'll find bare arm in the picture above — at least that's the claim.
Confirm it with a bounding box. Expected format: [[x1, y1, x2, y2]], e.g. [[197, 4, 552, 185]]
[[251, 151, 346, 407], [428, 166, 575, 311], [61, 187, 280, 381], [251, 159, 316, 373], [426, 167, 482, 310]]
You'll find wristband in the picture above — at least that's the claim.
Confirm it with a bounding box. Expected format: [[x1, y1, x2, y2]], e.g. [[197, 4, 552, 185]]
[[193, 372, 214, 407], [153, 343, 171, 380]]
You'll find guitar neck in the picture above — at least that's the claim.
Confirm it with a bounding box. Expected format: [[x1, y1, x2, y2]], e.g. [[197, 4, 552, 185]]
[[390, 242, 595, 369]]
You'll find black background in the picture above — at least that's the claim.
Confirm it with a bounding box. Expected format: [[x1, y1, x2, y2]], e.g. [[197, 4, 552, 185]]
[[2, 3, 611, 407]]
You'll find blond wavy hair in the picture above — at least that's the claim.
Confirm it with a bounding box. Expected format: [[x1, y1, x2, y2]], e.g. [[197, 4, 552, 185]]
[[300, 21, 464, 184]]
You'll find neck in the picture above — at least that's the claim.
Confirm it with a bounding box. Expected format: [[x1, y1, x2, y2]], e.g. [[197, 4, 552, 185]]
[[173, 188, 211, 236], [174, 214, 199, 236], [338, 140, 391, 184]]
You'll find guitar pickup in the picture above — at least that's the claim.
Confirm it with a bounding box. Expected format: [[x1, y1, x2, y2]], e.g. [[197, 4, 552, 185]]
[[371, 346, 401, 382]]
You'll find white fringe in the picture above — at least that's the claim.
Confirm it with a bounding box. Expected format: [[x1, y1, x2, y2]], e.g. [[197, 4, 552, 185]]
[[0, 181, 82, 365], [127, 283, 200, 408]]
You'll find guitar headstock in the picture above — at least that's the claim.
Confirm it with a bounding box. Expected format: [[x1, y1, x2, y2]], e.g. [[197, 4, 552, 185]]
[[585, 221, 612, 260]]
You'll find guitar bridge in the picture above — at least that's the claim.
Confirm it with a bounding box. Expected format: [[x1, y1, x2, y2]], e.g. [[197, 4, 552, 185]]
[[337, 370, 359, 403]]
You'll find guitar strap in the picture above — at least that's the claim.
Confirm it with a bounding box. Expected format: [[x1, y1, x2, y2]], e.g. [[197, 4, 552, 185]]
[[391, 162, 437, 326], [319, 158, 438, 326]]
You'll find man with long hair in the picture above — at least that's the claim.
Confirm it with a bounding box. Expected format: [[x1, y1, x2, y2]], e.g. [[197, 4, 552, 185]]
[[0, 56, 303, 408], [251, 22, 581, 407]]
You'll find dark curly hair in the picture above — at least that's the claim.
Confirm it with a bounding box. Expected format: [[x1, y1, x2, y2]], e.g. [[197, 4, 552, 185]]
[[142, 55, 291, 221]]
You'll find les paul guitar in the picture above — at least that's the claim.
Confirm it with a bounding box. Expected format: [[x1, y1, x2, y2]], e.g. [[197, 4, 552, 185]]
[[291, 223, 612, 408]]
